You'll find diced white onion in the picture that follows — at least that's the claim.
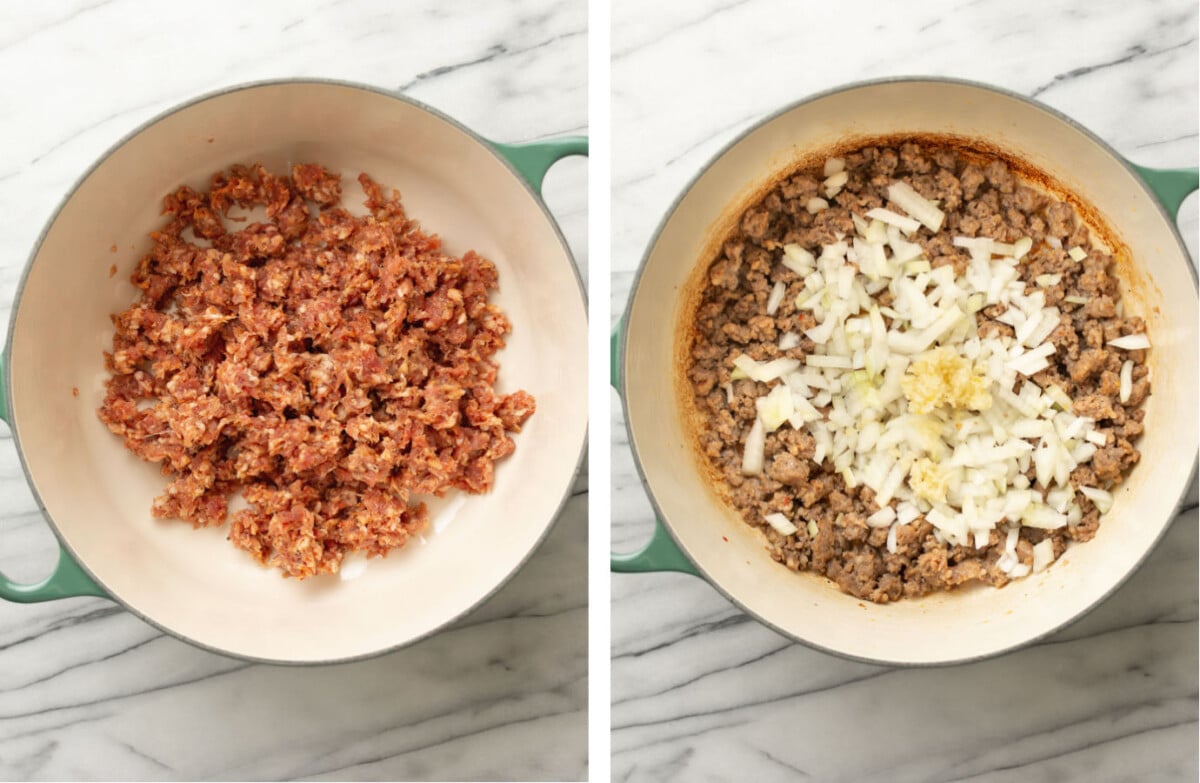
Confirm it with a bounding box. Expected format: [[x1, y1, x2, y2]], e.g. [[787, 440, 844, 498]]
[[954, 236, 994, 257], [866, 207, 921, 235], [767, 281, 786, 315], [886, 523, 899, 554], [1080, 486, 1114, 514], [782, 244, 816, 275], [1006, 342, 1056, 376], [741, 418, 765, 476], [1119, 360, 1133, 404], [756, 383, 794, 432], [1107, 333, 1151, 351], [867, 506, 896, 528], [887, 181, 945, 233], [806, 354, 852, 369], [824, 170, 849, 198], [764, 512, 798, 536], [807, 197, 829, 214], [779, 331, 801, 351], [824, 157, 845, 177], [1032, 539, 1054, 573], [1068, 246, 1087, 261], [1022, 505, 1068, 529], [733, 355, 802, 382]]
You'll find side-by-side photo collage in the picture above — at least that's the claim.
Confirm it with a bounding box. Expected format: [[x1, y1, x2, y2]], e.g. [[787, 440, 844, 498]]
[[0, 1, 1195, 781]]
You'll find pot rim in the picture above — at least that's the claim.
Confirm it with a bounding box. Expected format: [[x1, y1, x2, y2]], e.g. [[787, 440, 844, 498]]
[[5, 76, 588, 666], [618, 74, 1198, 668]]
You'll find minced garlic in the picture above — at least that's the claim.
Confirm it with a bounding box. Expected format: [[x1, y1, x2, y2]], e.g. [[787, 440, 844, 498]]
[[909, 457, 954, 504], [901, 346, 992, 415]]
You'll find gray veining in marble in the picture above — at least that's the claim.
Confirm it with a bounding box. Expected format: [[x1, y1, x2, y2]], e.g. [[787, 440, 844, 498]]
[[0, 1, 587, 780], [611, 1, 1198, 781]]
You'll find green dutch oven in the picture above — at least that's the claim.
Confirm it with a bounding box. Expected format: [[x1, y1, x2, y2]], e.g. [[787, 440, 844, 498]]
[[1, 79, 588, 664], [613, 78, 1197, 666]]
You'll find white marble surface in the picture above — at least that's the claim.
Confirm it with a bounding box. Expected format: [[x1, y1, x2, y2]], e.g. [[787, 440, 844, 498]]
[[0, 1, 586, 780], [611, 1, 1198, 781]]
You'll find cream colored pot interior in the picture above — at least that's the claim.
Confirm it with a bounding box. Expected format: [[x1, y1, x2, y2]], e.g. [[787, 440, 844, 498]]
[[11, 82, 587, 662], [625, 80, 1198, 665]]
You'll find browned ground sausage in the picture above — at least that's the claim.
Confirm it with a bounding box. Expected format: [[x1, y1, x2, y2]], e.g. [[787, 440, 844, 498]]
[[687, 143, 1148, 602]]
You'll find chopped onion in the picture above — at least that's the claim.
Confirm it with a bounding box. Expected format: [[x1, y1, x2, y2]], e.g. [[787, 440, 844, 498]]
[[806, 354, 852, 369], [862, 219, 888, 245], [867, 506, 896, 528], [1004, 526, 1019, 556], [887, 181, 945, 233], [782, 244, 816, 275], [1063, 295, 1089, 305], [805, 317, 838, 345], [886, 523, 899, 554], [1044, 383, 1073, 411], [1026, 308, 1061, 348], [1010, 562, 1032, 578], [1045, 236, 1063, 249], [1007, 342, 1056, 376], [1085, 430, 1108, 447], [1014, 310, 1044, 345], [764, 512, 798, 536], [766, 281, 786, 315], [888, 306, 964, 354], [1035, 274, 1061, 287], [807, 197, 829, 214], [1032, 539, 1054, 573], [824, 170, 849, 198], [756, 383, 794, 432], [1068, 246, 1087, 261], [866, 207, 920, 235], [953, 236, 994, 257], [1080, 486, 1114, 514], [1022, 505, 1068, 529], [733, 354, 802, 382], [779, 331, 801, 351], [824, 157, 845, 177], [1107, 333, 1151, 351], [741, 418, 765, 475], [1119, 360, 1133, 403]]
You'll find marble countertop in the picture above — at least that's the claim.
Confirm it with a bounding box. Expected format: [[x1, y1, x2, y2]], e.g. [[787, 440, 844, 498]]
[[611, 1, 1198, 781], [0, 1, 586, 780]]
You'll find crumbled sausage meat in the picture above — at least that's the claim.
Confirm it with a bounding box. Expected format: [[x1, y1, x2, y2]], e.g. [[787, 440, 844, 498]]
[[99, 164, 534, 578]]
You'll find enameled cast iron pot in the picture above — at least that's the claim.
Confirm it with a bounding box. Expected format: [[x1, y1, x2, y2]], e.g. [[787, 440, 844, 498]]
[[0, 79, 588, 664], [613, 78, 1198, 666]]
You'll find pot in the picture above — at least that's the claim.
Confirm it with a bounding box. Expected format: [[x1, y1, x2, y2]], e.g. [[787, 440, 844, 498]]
[[1, 79, 588, 664], [613, 78, 1197, 666]]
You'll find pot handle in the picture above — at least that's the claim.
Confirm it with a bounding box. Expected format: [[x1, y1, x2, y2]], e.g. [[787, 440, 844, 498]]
[[1132, 164, 1199, 221], [492, 136, 588, 194], [0, 355, 107, 602], [609, 321, 699, 575]]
